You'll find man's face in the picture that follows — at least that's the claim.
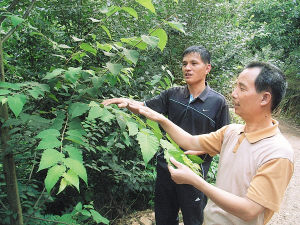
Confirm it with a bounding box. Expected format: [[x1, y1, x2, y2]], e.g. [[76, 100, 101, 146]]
[[182, 52, 211, 86], [231, 67, 262, 120]]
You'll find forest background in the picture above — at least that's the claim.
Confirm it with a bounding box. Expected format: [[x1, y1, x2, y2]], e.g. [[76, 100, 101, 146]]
[[0, 0, 299, 224]]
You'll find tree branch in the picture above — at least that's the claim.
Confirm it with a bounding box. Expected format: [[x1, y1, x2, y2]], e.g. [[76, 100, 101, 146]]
[[0, 0, 19, 24], [1, 0, 37, 44]]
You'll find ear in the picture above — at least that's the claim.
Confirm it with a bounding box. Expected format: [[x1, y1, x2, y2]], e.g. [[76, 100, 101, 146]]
[[261, 92, 271, 106], [205, 64, 212, 74]]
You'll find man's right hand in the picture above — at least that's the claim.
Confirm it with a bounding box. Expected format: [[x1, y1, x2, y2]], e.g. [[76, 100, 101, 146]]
[[102, 98, 144, 114], [128, 103, 165, 122]]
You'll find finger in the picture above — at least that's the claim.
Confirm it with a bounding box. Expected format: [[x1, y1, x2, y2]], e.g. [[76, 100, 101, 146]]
[[168, 164, 175, 173], [170, 157, 183, 168], [102, 98, 118, 106], [101, 100, 110, 106], [184, 150, 206, 155], [118, 102, 129, 108]]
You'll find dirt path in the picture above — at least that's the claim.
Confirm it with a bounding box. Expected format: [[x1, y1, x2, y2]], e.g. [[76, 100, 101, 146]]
[[114, 118, 300, 225]]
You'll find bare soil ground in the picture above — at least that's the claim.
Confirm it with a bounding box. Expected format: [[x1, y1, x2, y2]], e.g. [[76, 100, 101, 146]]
[[113, 118, 300, 225]]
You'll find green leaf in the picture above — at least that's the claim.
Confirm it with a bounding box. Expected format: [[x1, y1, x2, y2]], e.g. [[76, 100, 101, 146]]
[[0, 82, 21, 90], [122, 7, 138, 19], [37, 84, 50, 92], [9, 15, 24, 27], [127, 121, 139, 136], [80, 43, 97, 55], [87, 105, 102, 120], [187, 154, 204, 164], [146, 119, 163, 139], [38, 149, 65, 172], [135, 0, 156, 14], [81, 209, 91, 217], [160, 139, 184, 164], [116, 113, 127, 130], [136, 129, 159, 165], [57, 178, 68, 195], [182, 154, 202, 177], [120, 37, 147, 50], [141, 35, 159, 48], [63, 170, 79, 191], [106, 62, 123, 75], [72, 51, 86, 62], [75, 202, 83, 211], [43, 68, 65, 80], [106, 6, 121, 17], [98, 107, 115, 123], [96, 42, 113, 52], [65, 67, 82, 83], [101, 25, 111, 40], [45, 165, 66, 193], [65, 129, 87, 145], [123, 49, 139, 64], [37, 136, 61, 150], [65, 145, 83, 162], [150, 28, 168, 51], [166, 21, 186, 34], [161, 139, 203, 176], [69, 118, 86, 134], [28, 87, 43, 99], [63, 158, 88, 185], [36, 129, 60, 139], [0, 89, 11, 95], [90, 209, 110, 224], [50, 111, 65, 130], [69, 102, 89, 119], [7, 94, 27, 118]]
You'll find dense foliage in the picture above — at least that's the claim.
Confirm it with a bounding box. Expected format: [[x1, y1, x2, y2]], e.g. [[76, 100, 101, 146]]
[[0, 0, 299, 224]]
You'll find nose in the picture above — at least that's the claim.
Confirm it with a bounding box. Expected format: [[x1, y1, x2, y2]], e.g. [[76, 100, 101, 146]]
[[231, 86, 237, 99], [184, 63, 191, 71]]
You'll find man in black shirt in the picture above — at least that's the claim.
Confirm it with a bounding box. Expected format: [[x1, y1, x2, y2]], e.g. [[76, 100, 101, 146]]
[[102, 45, 230, 225]]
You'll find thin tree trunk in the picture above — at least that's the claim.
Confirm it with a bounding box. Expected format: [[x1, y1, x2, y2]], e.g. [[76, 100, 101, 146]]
[[0, 41, 23, 224], [0, 1, 37, 223]]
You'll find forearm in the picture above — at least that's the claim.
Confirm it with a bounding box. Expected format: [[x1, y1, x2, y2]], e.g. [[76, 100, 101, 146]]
[[191, 176, 264, 221], [158, 116, 201, 151]]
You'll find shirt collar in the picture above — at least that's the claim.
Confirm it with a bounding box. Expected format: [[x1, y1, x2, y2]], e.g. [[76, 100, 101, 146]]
[[184, 83, 210, 102], [238, 119, 279, 144]]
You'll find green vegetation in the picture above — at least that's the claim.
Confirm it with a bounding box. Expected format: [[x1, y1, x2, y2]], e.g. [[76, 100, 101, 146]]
[[0, 0, 299, 224]]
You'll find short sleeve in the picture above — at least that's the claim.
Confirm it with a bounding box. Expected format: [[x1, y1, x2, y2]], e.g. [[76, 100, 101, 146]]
[[198, 125, 229, 156], [247, 158, 294, 211]]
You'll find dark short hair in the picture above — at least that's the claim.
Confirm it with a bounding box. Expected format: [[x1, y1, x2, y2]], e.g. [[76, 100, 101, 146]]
[[246, 61, 287, 111], [182, 45, 211, 64]]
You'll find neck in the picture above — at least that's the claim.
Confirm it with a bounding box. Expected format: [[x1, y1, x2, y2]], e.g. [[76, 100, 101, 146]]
[[188, 82, 206, 98], [244, 112, 273, 133]]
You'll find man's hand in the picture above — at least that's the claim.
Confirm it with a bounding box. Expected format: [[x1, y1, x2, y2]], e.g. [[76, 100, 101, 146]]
[[102, 98, 143, 114], [168, 157, 201, 185], [128, 103, 165, 123]]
